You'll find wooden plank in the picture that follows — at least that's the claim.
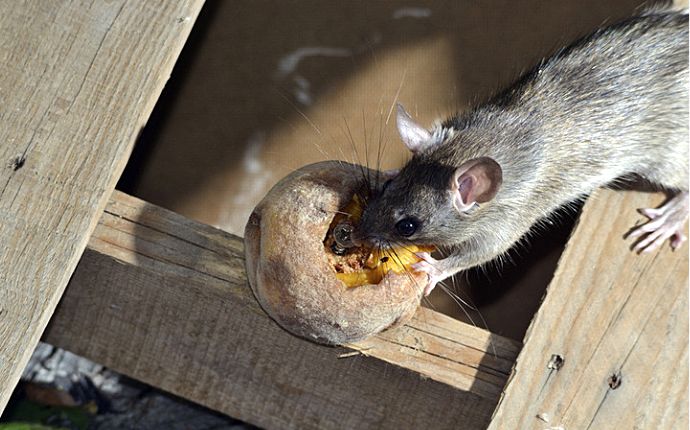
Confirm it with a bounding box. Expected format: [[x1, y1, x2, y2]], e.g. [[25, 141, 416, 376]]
[[0, 0, 204, 412], [488, 189, 688, 429], [44, 191, 521, 429]]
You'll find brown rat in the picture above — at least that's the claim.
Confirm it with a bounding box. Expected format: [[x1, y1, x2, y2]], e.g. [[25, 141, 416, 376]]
[[355, 9, 689, 295]]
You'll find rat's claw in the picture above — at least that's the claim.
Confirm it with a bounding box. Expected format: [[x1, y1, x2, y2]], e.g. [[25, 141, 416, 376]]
[[632, 228, 666, 253], [671, 232, 687, 250], [638, 207, 663, 218], [627, 216, 666, 239], [628, 191, 689, 253], [412, 252, 446, 296]]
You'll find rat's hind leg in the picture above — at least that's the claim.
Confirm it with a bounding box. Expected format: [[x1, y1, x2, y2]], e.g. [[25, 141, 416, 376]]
[[628, 191, 689, 252]]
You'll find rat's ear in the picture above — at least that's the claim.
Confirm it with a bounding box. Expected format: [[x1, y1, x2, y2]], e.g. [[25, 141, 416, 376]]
[[451, 157, 503, 213], [396, 103, 433, 153]]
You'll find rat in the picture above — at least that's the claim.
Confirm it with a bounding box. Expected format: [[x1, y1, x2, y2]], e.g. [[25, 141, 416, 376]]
[[354, 9, 689, 296]]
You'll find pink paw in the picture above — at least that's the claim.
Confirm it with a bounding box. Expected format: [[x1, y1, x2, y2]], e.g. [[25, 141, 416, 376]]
[[628, 191, 689, 253], [411, 252, 447, 296]]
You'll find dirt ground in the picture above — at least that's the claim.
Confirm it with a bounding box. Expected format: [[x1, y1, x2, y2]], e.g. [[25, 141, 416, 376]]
[[119, 0, 656, 341]]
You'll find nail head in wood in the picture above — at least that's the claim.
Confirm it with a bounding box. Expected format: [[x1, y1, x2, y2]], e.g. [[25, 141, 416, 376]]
[[547, 354, 564, 370], [608, 372, 622, 390]]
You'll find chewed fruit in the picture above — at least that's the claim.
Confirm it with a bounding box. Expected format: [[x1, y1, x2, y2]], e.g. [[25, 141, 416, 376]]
[[324, 193, 435, 288], [245, 161, 430, 344], [335, 244, 434, 286]]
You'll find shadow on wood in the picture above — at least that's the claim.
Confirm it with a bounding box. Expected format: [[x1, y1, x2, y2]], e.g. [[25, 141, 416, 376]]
[[45, 191, 520, 430]]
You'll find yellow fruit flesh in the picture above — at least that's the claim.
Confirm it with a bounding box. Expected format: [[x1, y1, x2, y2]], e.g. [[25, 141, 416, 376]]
[[335, 244, 434, 287]]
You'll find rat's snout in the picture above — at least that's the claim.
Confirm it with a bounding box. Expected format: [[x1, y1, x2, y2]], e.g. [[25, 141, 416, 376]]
[[352, 223, 388, 249], [353, 202, 390, 248]]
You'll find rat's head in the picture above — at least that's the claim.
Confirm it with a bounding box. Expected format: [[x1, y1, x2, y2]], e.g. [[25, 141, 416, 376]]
[[355, 104, 503, 248]]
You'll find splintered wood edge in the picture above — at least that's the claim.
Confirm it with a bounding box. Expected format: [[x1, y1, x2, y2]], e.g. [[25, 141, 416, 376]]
[[44, 191, 520, 430], [351, 307, 521, 399], [488, 189, 689, 429]]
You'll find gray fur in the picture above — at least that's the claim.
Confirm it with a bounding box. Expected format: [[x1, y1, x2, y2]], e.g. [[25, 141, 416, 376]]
[[357, 10, 689, 273]]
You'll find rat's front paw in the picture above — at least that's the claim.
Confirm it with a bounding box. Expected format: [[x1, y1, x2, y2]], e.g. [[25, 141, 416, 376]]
[[628, 191, 689, 253], [411, 252, 448, 296]]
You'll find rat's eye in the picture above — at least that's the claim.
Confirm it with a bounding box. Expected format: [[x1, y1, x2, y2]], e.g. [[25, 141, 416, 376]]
[[395, 218, 419, 237]]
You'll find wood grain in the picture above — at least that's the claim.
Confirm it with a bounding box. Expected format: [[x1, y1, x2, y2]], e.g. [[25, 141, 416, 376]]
[[45, 191, 520, 429], [488, 189, 689, 429], [0, 0, 204, 412]]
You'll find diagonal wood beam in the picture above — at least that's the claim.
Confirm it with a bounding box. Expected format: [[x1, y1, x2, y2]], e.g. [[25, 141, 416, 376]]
[[0, 0, 204, 412], [44, 190, 520, 430], [489, 190, 688, 429]]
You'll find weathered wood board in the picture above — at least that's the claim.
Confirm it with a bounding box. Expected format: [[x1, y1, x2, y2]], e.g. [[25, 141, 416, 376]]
[[489, 189, 689, 429], [0, 0, 204, 413], [45, 191, 520, 429]]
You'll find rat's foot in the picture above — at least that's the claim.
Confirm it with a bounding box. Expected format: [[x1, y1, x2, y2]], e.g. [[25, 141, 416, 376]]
[[628, 191, 689, 253], [411, 252, 450, 296]]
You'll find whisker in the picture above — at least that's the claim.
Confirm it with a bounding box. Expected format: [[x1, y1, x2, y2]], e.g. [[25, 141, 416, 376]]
[[274, 88, 357, 175], [323, 209, 354, 217], [377, 108, 390, 173], [341, 116, 371, 201], [449, 275, 497, 358], [385, 68, 408, 125], [276, 89, 322, 136], [362, 108, 381, 191], [373, 108, 388, 184], [360, 110, 372, 188], [343, 116, 371, 194], [388, 239, 423, 255], [385, 240, 418, 288], [438, 282, 479, 328], [421, 294, 437, 311]]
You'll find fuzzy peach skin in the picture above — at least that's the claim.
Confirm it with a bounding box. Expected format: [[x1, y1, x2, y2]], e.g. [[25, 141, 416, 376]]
[[244, 161, 427, 345]]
